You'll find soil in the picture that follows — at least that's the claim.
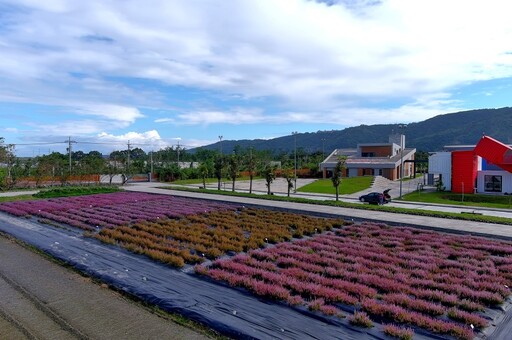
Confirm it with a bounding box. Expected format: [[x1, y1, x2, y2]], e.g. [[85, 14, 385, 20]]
[[0, 234, 211, 340]]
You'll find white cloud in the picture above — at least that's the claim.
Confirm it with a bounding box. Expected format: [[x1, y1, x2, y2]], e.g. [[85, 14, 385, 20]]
[[3, 127, 19, 133], [94, 130, 169, 152], [1, 0, 512, 135], [73, 104, 144, 124], [167, 108, 267, 126], [160, 91, 463, 127], [28, 120, 109, 136]]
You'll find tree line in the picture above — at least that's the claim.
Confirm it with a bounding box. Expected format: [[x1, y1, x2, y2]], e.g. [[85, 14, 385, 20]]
[[0, 138, 328, 191]]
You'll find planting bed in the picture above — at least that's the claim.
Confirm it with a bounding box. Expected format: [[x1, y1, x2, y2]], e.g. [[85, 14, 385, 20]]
[[199, 223, 512, 339], [0, 192, 512, 339], [0, 191, 235, 230]]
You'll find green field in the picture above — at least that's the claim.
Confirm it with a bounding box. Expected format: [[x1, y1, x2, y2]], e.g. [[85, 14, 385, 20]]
[[172, 176, 263, 185], [403, 190, 512, 209], [0, 195, 34, 203], [297, 176, 373, 195]]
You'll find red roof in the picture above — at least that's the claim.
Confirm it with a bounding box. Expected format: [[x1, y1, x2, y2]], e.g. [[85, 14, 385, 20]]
[[474, 136, 512, 172]]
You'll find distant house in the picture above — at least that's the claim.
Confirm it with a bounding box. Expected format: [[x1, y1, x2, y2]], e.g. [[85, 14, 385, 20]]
[[319, 134, 416, 181], [428, 135, 512, 194]]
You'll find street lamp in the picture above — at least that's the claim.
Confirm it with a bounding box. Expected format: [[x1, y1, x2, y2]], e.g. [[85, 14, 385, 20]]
[[292, 131, 298, 193], [321, 138, 326, 160], [218, 135, 223, 155], [398, 124, 407, 199], [176, 138, 181, 165]]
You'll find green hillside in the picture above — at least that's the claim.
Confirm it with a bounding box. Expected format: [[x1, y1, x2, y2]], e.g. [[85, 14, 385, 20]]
[[194, 107, 512, 153]]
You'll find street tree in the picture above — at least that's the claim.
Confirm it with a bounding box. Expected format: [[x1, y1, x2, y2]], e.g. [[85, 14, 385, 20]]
[[214, 155, 224, 190], [263, 164, 276, 195], [331, 156, 346, 201], [198, 162, 209, 189], [227, 153, 240, 192], [283, 168, 295, 197], [245, 148, 257, 194]]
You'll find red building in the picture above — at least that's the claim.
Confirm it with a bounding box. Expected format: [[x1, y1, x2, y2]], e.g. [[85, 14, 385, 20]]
[[429, 136, 512, 194]]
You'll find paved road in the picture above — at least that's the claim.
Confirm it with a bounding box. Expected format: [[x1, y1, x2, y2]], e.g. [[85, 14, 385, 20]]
[[0, 234, 211, 340], [165, 177, 512, 220], [0, 190, 39, 197]]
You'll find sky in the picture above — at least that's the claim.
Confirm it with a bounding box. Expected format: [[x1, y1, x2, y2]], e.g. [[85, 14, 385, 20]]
[[1, 0, 512, 156]]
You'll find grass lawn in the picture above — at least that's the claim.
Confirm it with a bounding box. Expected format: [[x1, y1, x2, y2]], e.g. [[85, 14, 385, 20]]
[[403, 190, 512, 209], [297, 176, 373, 195], [0, 195, 34, 203], [172, 178, 218, 185], [172, 176, 263, 185]]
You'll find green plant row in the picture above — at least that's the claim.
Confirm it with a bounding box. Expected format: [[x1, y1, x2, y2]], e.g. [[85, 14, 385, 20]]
[[0, 195, 34, 203], [403, 191, 512, 209], [33, 185, 121, 199], [440, 193, 512, 204], [165, 186, 512, 226]]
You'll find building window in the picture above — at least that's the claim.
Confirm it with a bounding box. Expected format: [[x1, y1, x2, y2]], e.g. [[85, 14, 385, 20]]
[[484, 175, 502, 192], [362, 152, 375, 157]]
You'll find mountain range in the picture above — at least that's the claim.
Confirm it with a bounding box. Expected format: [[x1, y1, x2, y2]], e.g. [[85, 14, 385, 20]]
[[194, 107, 512, 154]]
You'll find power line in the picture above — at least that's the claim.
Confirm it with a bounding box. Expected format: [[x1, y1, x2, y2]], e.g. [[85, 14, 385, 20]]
[[4, 142, 65, 146]]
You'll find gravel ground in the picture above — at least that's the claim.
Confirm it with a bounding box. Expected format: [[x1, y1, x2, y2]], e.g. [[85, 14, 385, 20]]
[[0, 234, 211, 340]]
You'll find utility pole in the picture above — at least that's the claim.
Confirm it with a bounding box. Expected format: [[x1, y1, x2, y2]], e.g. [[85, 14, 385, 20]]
[[398, 124, 407, 199], [292, 131, 298, 193], [218, 135, 223, 155], [177, 139, 180, 165], [127, 140, 131, 174], [150, 150, 154, 175], [6, 144, 13, 182], [66, 136, 76, 176]]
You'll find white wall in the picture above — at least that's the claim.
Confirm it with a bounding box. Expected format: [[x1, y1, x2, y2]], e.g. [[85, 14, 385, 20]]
[[428, 152, 452, 191], [476, 170, 512, 194]]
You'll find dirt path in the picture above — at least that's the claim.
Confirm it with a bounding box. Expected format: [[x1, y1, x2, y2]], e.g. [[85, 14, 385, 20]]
[[0, 234, 211, 340]]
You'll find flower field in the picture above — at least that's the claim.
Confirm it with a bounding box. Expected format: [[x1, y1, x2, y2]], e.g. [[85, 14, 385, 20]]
[[197, 222, 512, 340], [1, 192, 512, 339], [93, 207, 345, 267], [0, 192, 236, 230]]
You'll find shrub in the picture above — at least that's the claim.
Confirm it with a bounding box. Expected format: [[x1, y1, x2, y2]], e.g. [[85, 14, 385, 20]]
[[447, 308, 488, 329], [319, 304, 341, 316], [349, 311, 373, 328], [383, 324, 414, 340], [308, 298, 325, 311]]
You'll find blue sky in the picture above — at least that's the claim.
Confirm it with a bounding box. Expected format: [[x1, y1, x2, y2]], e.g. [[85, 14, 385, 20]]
[[1, 0, 512, 156]]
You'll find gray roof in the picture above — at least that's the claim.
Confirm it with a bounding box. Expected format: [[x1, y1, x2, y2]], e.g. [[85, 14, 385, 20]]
[[320, 148, 416, 169]]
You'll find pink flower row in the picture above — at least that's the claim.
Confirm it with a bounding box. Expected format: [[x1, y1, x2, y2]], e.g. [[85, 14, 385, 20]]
[[198, 222, 512, 339], [0, 192, 239, 230]]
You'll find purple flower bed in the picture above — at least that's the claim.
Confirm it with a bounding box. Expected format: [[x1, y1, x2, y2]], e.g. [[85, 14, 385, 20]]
[[0, 192, 238, 230], [198, 222, 512, 340]]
